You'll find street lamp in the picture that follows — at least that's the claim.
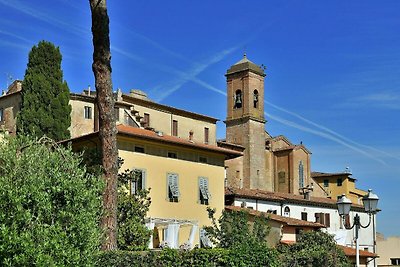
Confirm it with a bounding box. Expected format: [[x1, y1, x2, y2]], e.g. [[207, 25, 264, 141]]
[[337, 189, 379, 267]]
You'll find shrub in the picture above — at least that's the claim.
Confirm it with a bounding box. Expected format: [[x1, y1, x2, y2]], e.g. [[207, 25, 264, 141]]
[[0, 137, 102, 266]]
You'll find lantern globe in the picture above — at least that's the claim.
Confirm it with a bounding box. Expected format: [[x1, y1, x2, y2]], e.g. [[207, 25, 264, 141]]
[[363, 189, 379, 213], [337, 194, 352, 216]]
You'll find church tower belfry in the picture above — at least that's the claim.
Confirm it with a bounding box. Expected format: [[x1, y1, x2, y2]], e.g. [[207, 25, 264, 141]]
[[225, 55, 272, 191]]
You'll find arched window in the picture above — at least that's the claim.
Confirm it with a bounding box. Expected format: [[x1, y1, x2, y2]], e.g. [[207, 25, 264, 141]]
[[284, 206, 290, 217], [253, 90, 259, 108], [234, 90, 242, 109], [299, 161, 304, 188]]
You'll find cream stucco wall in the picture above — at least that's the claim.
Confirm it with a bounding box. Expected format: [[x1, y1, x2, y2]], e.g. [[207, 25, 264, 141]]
[[0, 92, 21, 135], [377, 236, 400, 266], [130, 102, 217, 145], [69, 98, 96, 137], [118, 137, 225, 247]]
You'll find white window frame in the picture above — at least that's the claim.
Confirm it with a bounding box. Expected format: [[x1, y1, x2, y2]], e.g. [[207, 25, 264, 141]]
[[167, 173, 180, 202], [84, 106, 92, 119], [130, 169, 146, 195], [0, 108, 3, 122]]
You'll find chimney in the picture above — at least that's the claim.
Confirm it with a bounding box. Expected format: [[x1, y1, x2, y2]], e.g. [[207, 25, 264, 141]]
[[189, 130, 194, 142]]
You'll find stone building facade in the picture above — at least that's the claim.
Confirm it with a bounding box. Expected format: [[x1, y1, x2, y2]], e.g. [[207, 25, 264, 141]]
[[220, 56, 325, 197]]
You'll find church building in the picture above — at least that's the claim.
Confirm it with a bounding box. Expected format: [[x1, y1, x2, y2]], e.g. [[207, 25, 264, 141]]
[[219, 55, 326, 198]]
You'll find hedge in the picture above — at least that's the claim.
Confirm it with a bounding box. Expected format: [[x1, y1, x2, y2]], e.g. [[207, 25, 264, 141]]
[[96, 247, 281, 267]]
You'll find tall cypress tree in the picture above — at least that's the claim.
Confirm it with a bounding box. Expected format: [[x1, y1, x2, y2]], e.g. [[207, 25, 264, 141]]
[[17, 41, 71, 141]]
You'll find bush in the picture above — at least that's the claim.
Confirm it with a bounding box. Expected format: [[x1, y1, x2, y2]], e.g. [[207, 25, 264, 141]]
[[277, 230, 351, 267], [0, 137, 102, 266], [95, 247, 281, 267]]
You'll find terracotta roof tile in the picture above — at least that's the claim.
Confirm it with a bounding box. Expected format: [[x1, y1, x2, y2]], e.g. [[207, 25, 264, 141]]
[[338, 245, 378, 258], [225, 206, 325, 228], [280, 242, 378, 258], [225, 187, 364, 209], [117, 125, 242, 157], [311, 171, 350, 178], [61, 125, 242, 158]]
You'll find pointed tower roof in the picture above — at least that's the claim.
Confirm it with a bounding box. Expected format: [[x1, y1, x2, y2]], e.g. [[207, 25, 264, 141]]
[[226, 54, 265, 76]]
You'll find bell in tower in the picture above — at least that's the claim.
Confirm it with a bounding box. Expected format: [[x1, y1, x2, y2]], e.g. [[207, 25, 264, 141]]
[[224, 54, 272, 191]]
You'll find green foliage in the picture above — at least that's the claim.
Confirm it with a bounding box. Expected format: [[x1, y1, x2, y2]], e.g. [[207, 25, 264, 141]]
[[204, 207, 270, 249], [95, 247, 280, 267], [278, 230, 351, 267], [17, 40, 72, 141], [0, 136, 102, 266], [117, 168, 152, 251]]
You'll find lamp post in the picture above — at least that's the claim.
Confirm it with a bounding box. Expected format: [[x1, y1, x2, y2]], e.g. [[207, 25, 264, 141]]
[[337, 189, 379, 267]]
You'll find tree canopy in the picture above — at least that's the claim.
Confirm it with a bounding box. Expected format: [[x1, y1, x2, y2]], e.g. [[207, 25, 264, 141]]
[[0, 136, 102, 266], [278, 230, 351, 267], [17, 40, 71, 141]]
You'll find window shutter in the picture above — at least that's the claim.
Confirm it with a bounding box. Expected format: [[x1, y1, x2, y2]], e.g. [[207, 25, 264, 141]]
[[345, 214, 350, 228], [131, 179, 136, 195], [315, 213, 320, 223], [168, 173, 179, 197], [325, 213, 330, 227], [199, 177, 210, 200], [320, 213, 325, 225]]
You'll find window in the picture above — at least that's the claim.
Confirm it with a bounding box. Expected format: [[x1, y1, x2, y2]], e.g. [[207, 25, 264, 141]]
[[298, 161, 304, 188], [167, 173, 179, 202], [172, 120, 178, 136], [324, 213, 330, 227], [143, 113, 150, 127], [204, 127, 209, 144], [301, 212, 307, 221], [284, 206, 290, 217], [167, 152, 177, 158], [337, 178, 343, 186], [134, 146, 145, 153], [253, 89, 259, 108], [234, 90, 242, 109], [124, 112, 135, 126], [199, 156, 207, 163], [391, 258, 400, 265], [344, 214, 351, 228], [315, 213, 331, 227], [323, 179, 329, 187], [315, 213, 325, 225], [0, 108, 3, 122], [278, 171, 286, 183], [114, 107, 119, 121], [84, 106, 92, 119], [131, 169, 145, 195], [199, 177, 210, 205]]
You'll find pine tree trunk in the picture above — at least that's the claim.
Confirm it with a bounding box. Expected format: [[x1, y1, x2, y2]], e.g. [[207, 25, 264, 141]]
[[89, 0, 118, 251]]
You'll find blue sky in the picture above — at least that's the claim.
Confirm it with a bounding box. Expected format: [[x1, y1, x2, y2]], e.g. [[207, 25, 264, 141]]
[[1, 1, 399, 237]]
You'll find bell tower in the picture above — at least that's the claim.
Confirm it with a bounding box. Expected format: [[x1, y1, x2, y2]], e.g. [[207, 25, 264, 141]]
[[225, 55, 272, 190]]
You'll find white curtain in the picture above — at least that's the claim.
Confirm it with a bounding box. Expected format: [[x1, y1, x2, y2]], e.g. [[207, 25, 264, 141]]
[[167, 223, 180, 248], [188, 224, 198, 248], [145, 221, 155, 249]]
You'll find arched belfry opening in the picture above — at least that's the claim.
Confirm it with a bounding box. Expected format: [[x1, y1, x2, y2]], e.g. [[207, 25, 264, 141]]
[[225, 54, 270, 191], [253, 89, 259, 108], [234, 90, 242, 109]]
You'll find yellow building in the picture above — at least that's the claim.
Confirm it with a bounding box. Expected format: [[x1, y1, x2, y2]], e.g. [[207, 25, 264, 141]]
[[311, 170, 368, 204], [67, 124, 241, 249]]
